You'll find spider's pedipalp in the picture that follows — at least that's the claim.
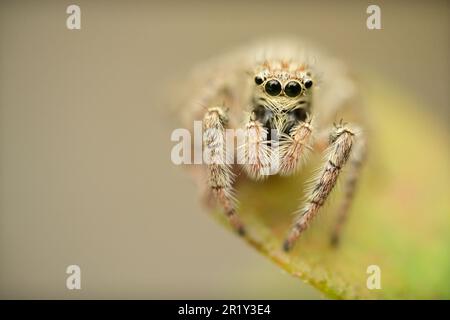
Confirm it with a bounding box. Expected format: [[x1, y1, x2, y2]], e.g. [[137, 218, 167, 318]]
[[240, 119, 273, 180], [278, 119, 314, 175]]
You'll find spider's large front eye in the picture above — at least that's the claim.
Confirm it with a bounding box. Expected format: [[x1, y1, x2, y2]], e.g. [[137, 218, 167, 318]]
[[284, 81, 302, 97], [254, 76, 265, 85], [265, 79, 282, 96]]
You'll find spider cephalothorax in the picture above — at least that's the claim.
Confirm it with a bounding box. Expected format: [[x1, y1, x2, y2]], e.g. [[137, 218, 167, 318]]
[[252, 62, 314, 138]]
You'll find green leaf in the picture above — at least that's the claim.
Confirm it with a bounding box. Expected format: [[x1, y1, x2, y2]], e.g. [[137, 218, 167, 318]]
[[207, 77, 450, 299]]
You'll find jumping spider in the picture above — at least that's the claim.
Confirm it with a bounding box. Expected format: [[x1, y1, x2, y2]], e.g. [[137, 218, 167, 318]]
[[180, 39, 368, 251]]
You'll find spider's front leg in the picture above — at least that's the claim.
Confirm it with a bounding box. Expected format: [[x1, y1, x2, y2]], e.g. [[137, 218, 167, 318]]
[[203, 107, 245, 235], [283, 123, 356, 252]]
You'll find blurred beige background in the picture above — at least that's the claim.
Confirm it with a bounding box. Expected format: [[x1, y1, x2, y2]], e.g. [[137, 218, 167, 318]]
[[0, 0, 448, 299]]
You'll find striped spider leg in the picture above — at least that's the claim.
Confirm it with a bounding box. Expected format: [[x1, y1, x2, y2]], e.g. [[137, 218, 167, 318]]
[[203, 106, 245, 235], [283, 121, 366, 251]]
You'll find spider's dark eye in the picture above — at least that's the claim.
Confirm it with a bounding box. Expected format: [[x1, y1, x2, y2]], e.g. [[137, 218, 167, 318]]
[[304, 79, 313, 89], [254, 76, 264, 85], [284, 81, 302, 97], [265, 79, 282, 96]]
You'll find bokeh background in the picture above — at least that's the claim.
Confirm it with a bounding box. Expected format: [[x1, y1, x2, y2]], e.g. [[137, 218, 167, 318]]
[[0, 0, 448, 299]]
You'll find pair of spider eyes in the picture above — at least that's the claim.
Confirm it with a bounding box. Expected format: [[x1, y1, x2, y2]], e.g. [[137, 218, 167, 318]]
[[254, 76, 313, 97]]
